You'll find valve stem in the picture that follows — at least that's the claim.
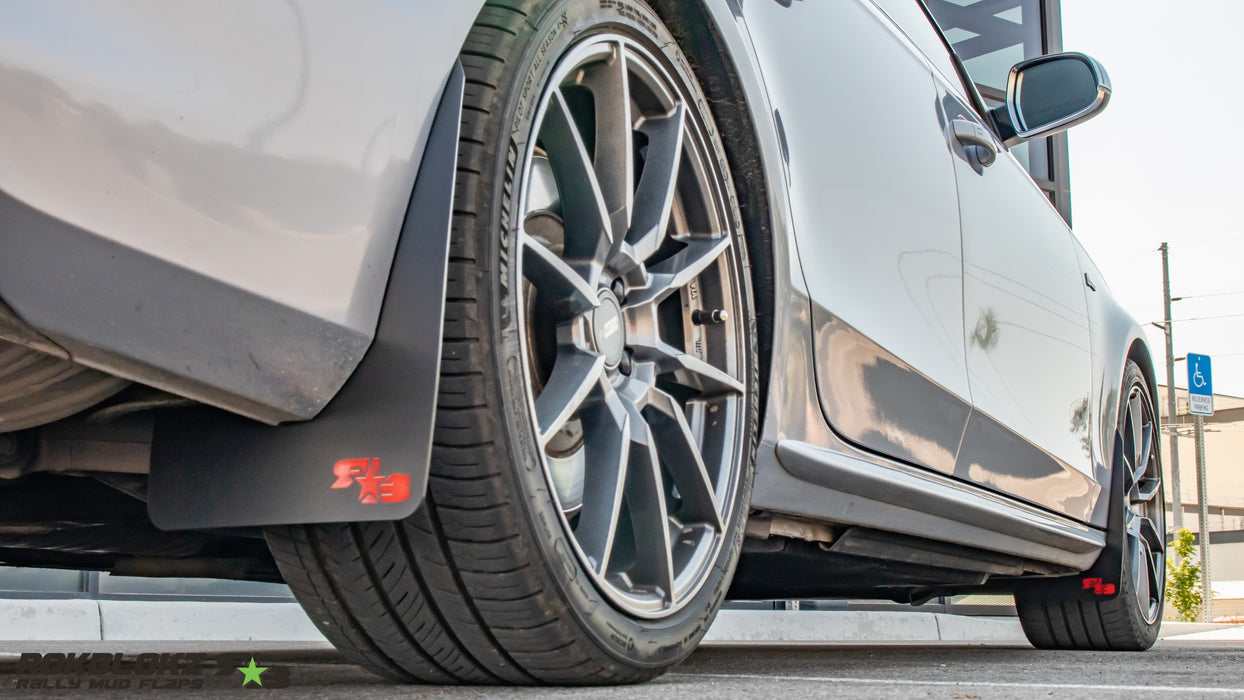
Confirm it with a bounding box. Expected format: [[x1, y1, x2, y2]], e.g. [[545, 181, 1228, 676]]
[[692, 309, 728, 325]]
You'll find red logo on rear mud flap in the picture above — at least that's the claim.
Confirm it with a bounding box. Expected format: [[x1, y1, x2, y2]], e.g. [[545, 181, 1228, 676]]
[[1082, 577, 1116, 595], [331, 458, 410, 504]]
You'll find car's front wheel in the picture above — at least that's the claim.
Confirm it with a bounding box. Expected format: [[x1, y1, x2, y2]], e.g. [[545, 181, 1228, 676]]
[[266, 0, 758, 684], [1015, 359, 1165, 650]]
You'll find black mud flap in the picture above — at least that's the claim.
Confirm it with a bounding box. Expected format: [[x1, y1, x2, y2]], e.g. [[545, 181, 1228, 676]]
[[1018, 430, 1127, 601], [148, 63, 464, 531]]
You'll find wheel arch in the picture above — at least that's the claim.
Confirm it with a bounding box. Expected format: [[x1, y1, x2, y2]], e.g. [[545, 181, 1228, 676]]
[[647, 0, 783, 423], [1091, 321, 1157, 527], [1127, 337, 1161, 428]]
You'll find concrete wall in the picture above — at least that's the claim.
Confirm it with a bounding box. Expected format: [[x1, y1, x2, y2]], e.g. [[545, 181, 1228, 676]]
[[1157, 386, 1244, 532], [1211, 542, 1244, 581]]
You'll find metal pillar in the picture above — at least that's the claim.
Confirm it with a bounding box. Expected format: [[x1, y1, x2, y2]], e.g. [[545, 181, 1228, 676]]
[[1194, 414, 1213, 622], [1160, 242, 1184, 538]]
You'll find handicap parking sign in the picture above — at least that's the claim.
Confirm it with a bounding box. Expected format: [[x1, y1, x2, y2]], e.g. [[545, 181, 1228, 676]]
[[1188, 353, 1213, 416]]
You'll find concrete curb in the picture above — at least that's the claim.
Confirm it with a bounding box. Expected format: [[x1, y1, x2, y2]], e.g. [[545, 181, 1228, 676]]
[[0, 601, 324, 643], [933, 613, 1026, 643], [2, 602, 1030, 645], [701, 610, 1028, 645], [703, 610, 938, 644], [98, 601, 326, 642], [0, 600, 100, 641], [3, 600, 1240, 645], [1161, 623, 1244, 641], [40, 600, 1244, 645]]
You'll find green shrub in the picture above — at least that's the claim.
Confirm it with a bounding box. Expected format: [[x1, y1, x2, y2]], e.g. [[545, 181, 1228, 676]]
[[1166, 529, 1201, 621]]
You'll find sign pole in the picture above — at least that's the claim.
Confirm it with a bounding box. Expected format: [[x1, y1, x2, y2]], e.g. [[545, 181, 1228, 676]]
[[1195, 414, 1212, 622], [1186, 352, 1214, 622], [1160, 242, 1184, 538]]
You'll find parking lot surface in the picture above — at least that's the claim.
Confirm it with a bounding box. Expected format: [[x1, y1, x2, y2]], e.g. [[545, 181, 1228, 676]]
[[4, 640, 1244, 698]]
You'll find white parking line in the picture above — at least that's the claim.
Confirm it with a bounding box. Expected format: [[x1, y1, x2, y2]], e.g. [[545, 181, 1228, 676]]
[[672, 672, 1244, 695]]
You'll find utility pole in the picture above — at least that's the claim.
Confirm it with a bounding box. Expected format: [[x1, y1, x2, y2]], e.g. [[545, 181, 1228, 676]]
[[1194, 414, 1213, 622], [1160, 242, 1184, 537]]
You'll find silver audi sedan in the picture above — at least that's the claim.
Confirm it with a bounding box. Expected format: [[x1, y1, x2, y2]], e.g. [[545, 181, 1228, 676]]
[[0, 0, 1164, 684]]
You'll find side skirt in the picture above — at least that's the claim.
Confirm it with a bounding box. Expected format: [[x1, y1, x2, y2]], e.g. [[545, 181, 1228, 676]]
[[753, 439, 1106, 571]]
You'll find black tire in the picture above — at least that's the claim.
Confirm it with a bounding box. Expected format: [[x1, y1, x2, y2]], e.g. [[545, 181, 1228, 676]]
[[267, 0, 758, 685], [1015, 360, 1164, 651]]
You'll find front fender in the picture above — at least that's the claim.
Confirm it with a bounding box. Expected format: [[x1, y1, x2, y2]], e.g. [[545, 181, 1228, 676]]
[[1076, 238, 1155, 530]]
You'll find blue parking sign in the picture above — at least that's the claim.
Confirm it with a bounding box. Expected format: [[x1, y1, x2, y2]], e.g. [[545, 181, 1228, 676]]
[[1188, 353, 1213, 416]]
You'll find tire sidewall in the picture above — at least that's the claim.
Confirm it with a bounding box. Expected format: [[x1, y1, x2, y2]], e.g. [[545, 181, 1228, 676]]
[[480, 0, 758, 668], [1117, 361, 1163, 642]]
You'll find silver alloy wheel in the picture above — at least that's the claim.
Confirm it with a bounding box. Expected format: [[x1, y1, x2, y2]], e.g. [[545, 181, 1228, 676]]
[[1120, 383, 1165, 624], [516, 35, 747, 618]]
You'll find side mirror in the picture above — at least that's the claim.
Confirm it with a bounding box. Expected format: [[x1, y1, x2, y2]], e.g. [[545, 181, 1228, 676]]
[[993, 52, 1111, 148]]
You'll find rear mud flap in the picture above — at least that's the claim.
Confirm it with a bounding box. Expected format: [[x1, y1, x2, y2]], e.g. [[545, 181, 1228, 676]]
[[1017, 430, 1127, 601], [148, 63, 464, 531]]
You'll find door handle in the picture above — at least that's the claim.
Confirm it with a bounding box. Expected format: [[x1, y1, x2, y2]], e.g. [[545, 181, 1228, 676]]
[[951, 118, 997, 167]]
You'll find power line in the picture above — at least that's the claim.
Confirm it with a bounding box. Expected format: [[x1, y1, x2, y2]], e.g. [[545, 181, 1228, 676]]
[[1132, 290, 1244, 315], [1171, 313, 1244, 323], [1174, 290, 1244, 300], [1178, 237, 1244, 250]]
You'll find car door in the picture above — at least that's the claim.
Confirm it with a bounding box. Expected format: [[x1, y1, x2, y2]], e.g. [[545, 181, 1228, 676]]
[[929, 60, 1101, 519], [742, 0, 971, 475]]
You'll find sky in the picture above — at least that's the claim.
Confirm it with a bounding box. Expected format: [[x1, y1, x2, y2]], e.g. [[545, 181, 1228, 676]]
[[1059, 1, 1244, 397]]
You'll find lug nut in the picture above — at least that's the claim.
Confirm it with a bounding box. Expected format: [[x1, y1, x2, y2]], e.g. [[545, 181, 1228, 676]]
[[692, 309, 728, 325], [611, 278, 626, 300], [618, 349, 633, 376]]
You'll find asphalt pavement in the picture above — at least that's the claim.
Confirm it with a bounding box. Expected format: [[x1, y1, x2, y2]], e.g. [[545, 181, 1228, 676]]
[[3, 638, 1244, 698]]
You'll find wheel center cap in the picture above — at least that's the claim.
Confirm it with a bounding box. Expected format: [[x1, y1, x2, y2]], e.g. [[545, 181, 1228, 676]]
[[592, 292, 626, 367]]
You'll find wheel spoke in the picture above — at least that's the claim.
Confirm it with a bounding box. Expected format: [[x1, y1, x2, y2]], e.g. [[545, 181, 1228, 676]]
[[573, 383, 631, 574], [1137, 422, 1153, 474], [643, 388, 724, 531], [1134, 477, 1161, 504], [578, 42, 634, 236], [534, 350, 606, 447], [628, 106, 686, 261], [631, 339, 744, 398], [623, 407, 676, 601], [625, 236, 731, 308], [1127, 391, 1143, 469], [540, 90, 613, 267], [1144, 537, 1163, 610], [1133, 532, 1151, 612], [521, 231, 599, 319], [1131, 422, 1153, 493], [1137, 513, 1164, 552]]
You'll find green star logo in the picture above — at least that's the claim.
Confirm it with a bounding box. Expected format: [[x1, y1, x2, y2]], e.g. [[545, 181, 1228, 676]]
[[237, 658, 268, 687]]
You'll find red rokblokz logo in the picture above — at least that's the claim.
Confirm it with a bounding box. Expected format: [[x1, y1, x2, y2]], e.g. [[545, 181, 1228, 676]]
[[331, 458, 410, 504], [1082, 577, 1116, 596]]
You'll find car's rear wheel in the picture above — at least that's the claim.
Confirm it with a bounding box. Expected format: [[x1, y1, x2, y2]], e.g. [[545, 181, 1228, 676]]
[[1015, 360, 1165, 650], [266, 0, 757, 684]]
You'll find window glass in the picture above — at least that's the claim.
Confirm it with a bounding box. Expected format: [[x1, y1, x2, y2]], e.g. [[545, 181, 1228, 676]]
[[925, 0, 1043, 92], [870, 0, 971, 97], [927, 0, 1053, 180]]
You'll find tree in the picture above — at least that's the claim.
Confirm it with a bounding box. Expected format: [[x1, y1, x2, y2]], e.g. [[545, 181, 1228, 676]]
[[1166, 529, 1202, 622]]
